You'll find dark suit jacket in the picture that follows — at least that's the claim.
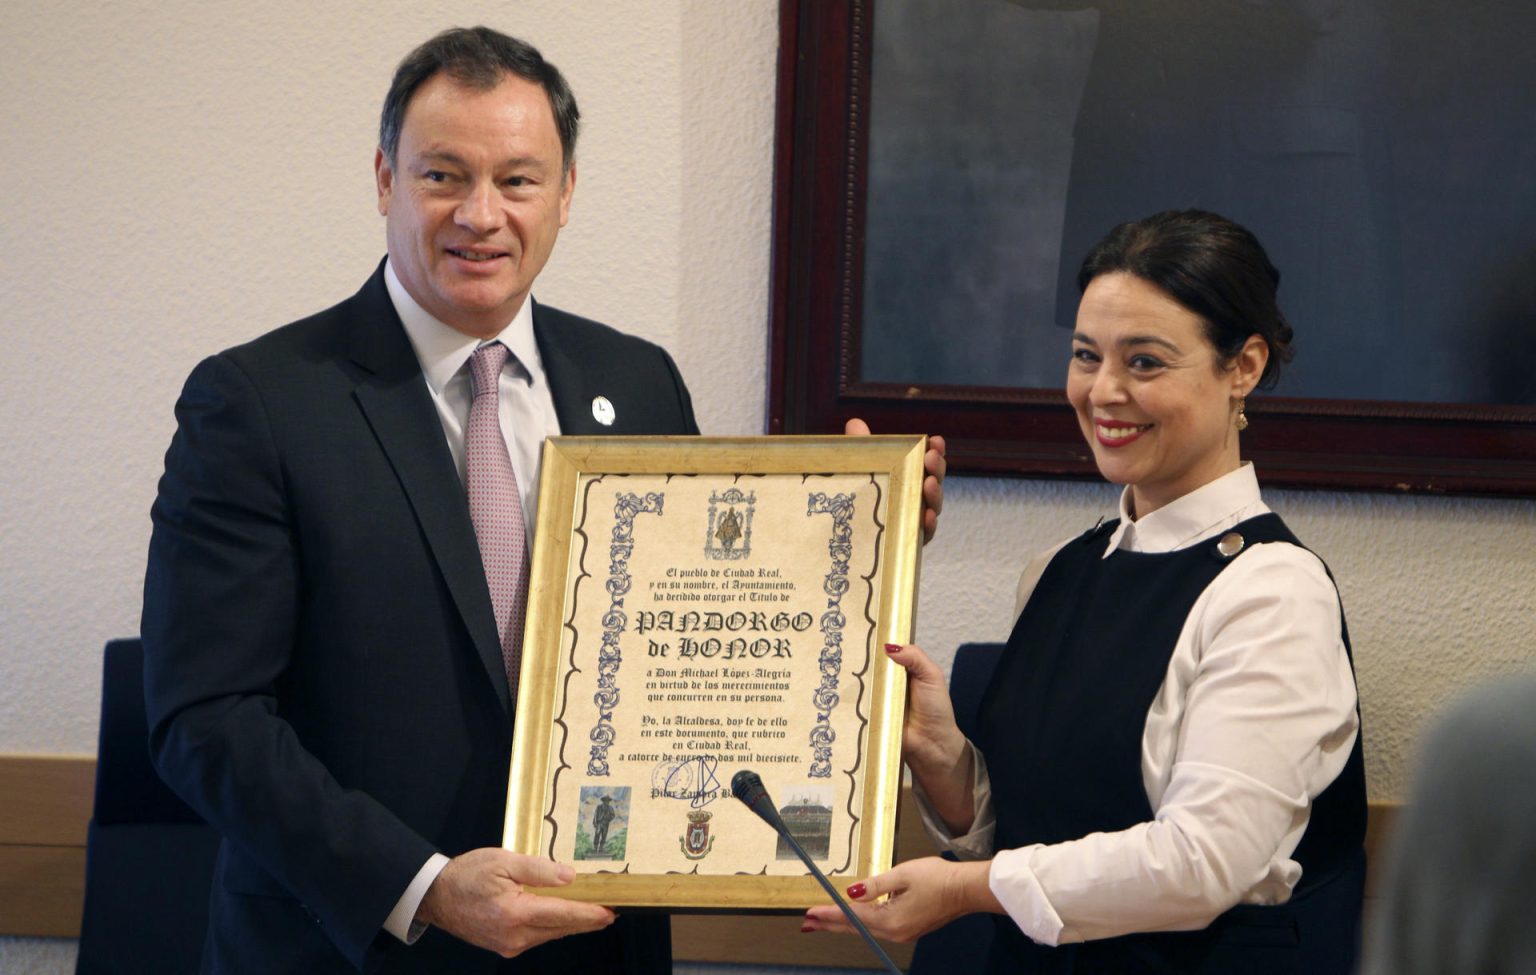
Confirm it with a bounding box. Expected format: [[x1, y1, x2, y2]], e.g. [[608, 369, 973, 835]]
[[142, 261, 698, 974]]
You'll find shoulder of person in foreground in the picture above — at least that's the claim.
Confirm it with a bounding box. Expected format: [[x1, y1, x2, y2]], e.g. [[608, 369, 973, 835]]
[[1362, 669, 1536, 975]]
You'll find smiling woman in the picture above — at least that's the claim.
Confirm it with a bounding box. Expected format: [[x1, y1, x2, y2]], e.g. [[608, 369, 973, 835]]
[[1067, 211, 1287, 517], [804, 211, 1368, 975]]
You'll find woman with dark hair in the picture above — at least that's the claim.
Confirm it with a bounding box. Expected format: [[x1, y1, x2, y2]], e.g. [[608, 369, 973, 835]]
[[804, 210, 1366, 973]]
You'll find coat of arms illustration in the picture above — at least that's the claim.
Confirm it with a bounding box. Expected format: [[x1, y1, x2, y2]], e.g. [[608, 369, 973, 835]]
[[679, 810, 715, 860]]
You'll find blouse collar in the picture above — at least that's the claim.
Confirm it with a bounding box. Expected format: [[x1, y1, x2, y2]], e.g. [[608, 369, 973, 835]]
[[1101, 463, 1267, 556]]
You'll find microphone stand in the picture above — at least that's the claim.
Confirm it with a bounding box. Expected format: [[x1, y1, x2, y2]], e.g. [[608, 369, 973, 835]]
[[732, 771, 904, 975]]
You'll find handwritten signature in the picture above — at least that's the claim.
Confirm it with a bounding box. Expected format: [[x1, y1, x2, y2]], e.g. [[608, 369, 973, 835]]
[[663, 756, 722, 808]]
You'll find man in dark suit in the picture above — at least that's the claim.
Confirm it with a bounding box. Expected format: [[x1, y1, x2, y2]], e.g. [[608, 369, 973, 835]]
[[142, 28, 696, 974]]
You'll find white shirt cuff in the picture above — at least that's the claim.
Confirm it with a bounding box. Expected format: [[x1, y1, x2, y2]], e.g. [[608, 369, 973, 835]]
[[384, 853, 451, 944], [912, 741, 997, 859], [990, 846, 1076, 946]]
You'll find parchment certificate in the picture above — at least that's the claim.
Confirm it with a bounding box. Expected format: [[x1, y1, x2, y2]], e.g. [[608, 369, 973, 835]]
[[504, 436, 924, 909]]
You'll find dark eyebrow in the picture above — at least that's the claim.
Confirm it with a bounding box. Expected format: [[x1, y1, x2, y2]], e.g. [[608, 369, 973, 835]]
[[1119, 334, 1183, 355], [1073, 332, 1183, 355], [414, 150, 549, 174], [416, 150, 467, 167]]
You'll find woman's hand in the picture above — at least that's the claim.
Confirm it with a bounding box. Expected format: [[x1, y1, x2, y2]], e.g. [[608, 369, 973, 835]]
[[886, 643, 976, 834], [800, 857, 999, 943], [886, 643, 962, 771]]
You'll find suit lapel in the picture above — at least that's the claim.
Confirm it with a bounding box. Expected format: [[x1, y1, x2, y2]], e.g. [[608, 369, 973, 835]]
[[535, 300, 607, 436], [345, 265, 512, 715]]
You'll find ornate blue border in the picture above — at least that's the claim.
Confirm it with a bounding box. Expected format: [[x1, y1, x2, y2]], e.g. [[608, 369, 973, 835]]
[[805, 492, 855, 778], [587, 491, 665, 775]]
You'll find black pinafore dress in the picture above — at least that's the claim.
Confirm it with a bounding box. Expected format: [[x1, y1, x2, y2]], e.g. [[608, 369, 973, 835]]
[[973, 514, 1366, 975]]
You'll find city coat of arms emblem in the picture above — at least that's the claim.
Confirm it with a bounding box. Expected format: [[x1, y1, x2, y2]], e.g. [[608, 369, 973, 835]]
[[680, 810, 715, 860]]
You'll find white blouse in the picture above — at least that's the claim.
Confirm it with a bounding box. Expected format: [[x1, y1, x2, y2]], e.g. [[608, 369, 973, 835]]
[[917, 464, 1360, 946]]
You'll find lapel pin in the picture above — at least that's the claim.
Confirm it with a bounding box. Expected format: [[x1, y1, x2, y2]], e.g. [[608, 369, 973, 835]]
[[591, 395, 616, 426]]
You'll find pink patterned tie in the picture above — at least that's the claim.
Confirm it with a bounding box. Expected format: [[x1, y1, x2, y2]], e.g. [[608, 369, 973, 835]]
[[466, 343, 530, 695]]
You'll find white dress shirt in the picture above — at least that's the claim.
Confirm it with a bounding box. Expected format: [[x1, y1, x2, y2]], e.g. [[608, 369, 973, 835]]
[[385, 259, 562, 531], [380, 259, 564, 943], [917, 464, 1360, 947]]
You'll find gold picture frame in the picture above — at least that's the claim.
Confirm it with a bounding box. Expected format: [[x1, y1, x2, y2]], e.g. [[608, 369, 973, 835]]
[[503, 435, 925, 909]]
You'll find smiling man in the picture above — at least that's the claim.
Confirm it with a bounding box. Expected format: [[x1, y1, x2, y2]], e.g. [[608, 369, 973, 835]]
[[377, 67, 575, 339], [142, 28, 694, 975]]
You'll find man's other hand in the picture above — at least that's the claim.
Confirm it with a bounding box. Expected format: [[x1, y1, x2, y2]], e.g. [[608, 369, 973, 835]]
[[844, 418, 947, 543], [418, 848, 615, 958]]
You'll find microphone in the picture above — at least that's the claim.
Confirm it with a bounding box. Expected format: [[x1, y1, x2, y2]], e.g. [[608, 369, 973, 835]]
[[730, 770, 904, 975]]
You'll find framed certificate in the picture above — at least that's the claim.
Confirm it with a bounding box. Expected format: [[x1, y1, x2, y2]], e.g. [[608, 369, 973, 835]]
[[503, 435, 925, 909]]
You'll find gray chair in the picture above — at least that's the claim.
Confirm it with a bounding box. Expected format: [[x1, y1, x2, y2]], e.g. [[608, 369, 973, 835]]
[[76, 638, 220, 974]]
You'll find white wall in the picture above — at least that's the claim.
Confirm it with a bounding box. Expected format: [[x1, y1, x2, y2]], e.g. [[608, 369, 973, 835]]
[[3, 1, 1533, 970]]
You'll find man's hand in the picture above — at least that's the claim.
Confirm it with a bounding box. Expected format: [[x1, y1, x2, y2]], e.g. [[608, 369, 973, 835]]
[[417, 848, 615, 958], [843, 418, 947, 543]]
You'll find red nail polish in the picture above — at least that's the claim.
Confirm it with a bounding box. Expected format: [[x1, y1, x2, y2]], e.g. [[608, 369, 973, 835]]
[[847, 882, 867, 899], [883, 644, 901, 654], [800, 923, 815, 934]]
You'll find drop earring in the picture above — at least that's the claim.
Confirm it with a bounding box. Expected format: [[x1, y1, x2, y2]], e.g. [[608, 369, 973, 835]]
[[1235, 398, 1249, 432]]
